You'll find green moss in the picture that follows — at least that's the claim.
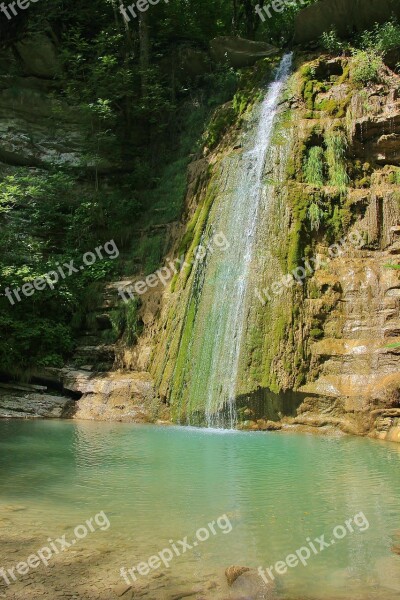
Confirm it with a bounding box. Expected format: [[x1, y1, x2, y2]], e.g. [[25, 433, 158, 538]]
[[314, 96, 349, 117], [308, 281, 322, 299], [299, 63, 330, 113], [325, 129, 350, 193], [286, 184, 309, 272], [310, 328, 324, 339], [233, 56, 281, 117], [262, 314, 288, 393], [109, 297, 141, 346], [169, 296, 197, 420], [388, 168, 400, 184], [171, 182, 216, 293], [181, 189, 216, 288], [303, 80, 316, 110], [338, 62, 350, 83], [287, 140, 307, 181], [204, 103, 236, 149]]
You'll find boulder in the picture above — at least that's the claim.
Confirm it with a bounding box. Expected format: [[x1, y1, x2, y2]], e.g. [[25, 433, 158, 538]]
[[15, 34, 59, 78], [210, 37, 278, 68], [294, 0, 400, 44]]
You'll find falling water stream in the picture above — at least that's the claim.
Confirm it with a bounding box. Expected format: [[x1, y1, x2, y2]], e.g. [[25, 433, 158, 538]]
[[174, 53, 293, 427]]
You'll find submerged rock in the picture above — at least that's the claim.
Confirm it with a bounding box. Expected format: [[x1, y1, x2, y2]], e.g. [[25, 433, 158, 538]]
[[226, 567, 277, 599], [225, 566, 251, 586]]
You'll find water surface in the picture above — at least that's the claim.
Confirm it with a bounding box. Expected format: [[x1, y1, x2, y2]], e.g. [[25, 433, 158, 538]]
[[0, 421, 399, 599]]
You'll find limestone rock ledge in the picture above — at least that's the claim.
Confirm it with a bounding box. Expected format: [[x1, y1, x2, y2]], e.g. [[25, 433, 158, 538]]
[[0, 390, 74, 419], [0, 369, 168, 423], [62, 369, 167, 423]]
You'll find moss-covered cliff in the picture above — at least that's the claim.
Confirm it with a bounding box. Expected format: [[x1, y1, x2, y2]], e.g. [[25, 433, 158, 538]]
[[146, 45, 400, 440]]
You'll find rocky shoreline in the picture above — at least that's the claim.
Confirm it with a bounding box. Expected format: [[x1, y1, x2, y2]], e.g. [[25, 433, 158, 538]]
[[1, 375, 399, 445]]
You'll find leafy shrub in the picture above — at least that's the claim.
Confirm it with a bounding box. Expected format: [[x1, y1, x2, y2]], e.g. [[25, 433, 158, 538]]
[[359, 19, 400, 54], [321, 28, 344, 54], [351, 49, 383, 85]]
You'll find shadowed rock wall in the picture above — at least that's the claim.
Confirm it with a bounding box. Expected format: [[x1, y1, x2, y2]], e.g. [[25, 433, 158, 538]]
[[294, 0, 400, 44]]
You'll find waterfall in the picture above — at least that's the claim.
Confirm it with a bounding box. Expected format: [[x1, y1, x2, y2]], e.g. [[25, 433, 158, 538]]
[[172, 53, 293, 428]]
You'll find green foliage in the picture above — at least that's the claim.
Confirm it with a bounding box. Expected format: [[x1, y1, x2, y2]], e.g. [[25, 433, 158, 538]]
[[388, 169, 400, 185], [325, 130, 349, 192], [320, 20, 399, 84], [204, 66, 240, 108], [307, 202, 324, 232], [358, 19, 400, 54], [110, 298, 141, 346], [303, 146, 324, 186], [204, 104, 236, 149], [252, 0, 318, 45], [134, 235, 165, 276], [0, 168, 126, 375], [351, 49, 383, 85], [320, 28, 344, 54]]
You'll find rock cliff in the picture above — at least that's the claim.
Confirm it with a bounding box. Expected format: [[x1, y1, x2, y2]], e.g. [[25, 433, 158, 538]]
[[294, 0, 400, 44], [148, 51, 400, 441]]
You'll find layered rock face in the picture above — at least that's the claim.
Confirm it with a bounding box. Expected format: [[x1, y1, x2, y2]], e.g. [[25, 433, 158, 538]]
[[0, 383, 74, 419], [294, 60, 400, 441], [297, 208, 400, 441], [147, 52, 400, 440], [241, 53, 400, 441]]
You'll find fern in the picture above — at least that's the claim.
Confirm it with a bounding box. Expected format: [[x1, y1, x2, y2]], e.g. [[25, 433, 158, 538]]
[[304, 146, 324, 186], [307, 202, 324, 232], [325, 130, 349, 193]]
